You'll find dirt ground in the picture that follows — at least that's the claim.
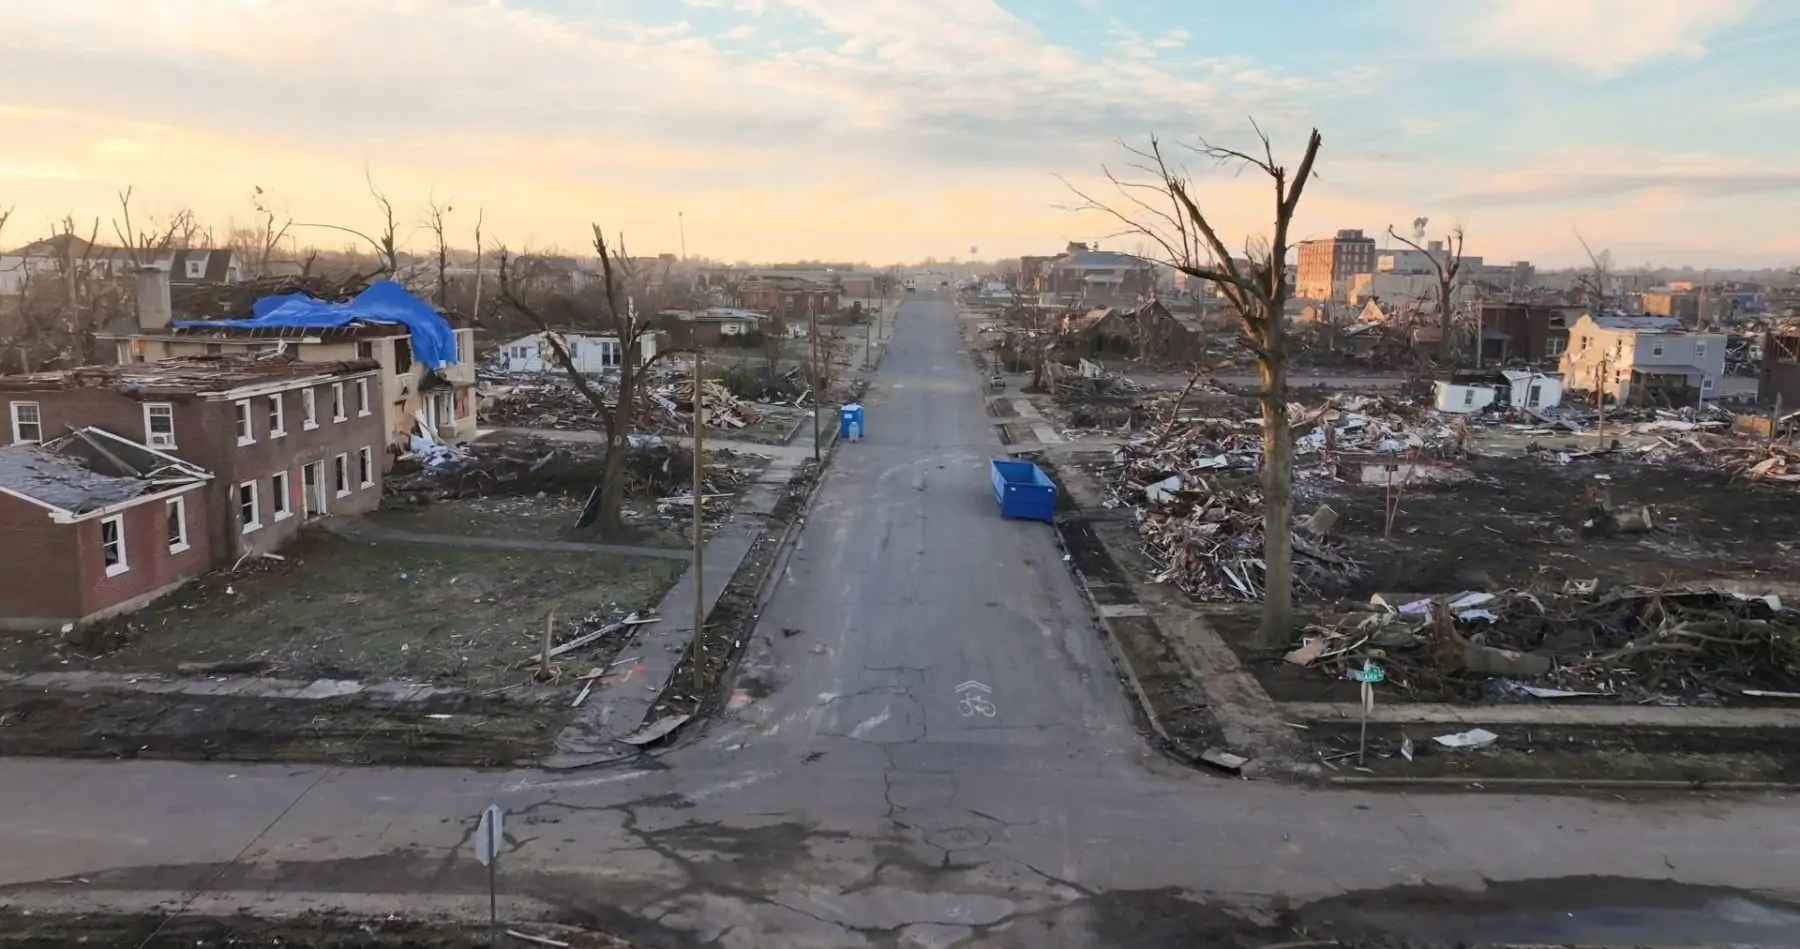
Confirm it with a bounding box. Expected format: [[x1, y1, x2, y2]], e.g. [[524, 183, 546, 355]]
[[0, 533, 684, 691], [0, 911, 629, 948], [1299, 456, 1800, 598], [370, 494, 589, 542]]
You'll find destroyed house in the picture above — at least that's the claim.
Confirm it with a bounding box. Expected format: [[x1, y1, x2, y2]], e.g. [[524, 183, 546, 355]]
[[99, 273, 478, 460], [0, 428, 212, 629], [1762, 324, 1800, 410], [1558, 315, 1727, 407], [0, 356, 385, 565], [1476, 303, 1576, 364], [1059, 301, 1199, 361]]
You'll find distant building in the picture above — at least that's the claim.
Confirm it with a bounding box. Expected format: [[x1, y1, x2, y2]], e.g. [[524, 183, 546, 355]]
[[1558, 315, 1727, 406], [499, 331, 656, 375], [1475, 303, 1579, 364], [1033, 243, 1155, 300], [1297, 229, 1376, 302]]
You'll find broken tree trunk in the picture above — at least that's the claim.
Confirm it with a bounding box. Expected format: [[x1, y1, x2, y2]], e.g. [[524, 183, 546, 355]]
[[1257, 339, 1295, 646]]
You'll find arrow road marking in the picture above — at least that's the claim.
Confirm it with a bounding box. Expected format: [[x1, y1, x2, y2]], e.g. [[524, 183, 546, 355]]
[[955, 681, 991, 694]]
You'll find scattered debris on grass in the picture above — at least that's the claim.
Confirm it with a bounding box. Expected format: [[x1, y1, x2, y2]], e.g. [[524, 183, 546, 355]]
[[1287, 584, 1800, 705]]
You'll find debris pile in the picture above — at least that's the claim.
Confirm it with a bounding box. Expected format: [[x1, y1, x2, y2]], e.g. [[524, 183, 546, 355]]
[[385, 436, 755, 502], [483, 385, 603, 430], [1286, 585, 1800, 703], [1639, 433, 1800, 482], [666, 378, 764, 430], [1095, 432, 1361, 599]]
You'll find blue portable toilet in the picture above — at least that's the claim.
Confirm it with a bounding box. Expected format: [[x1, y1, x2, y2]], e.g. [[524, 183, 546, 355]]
[[839, 403, 865, 441]]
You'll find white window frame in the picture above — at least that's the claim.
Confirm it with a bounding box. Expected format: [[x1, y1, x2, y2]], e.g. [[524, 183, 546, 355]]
[[331, 383, 346, 422], [355, 378, 371, 417], [271, 469, 293, 521], [1651, 343, 1665, 357], [268, 394, 286, 438], [234, 399, 254, 446], [1696, 341, 1707, 358], [142, 402, 176, 449], [1703, 377, 1716, 390], [357, 446, 375, 488], [239, 480, 261, 533], [333, 453, 351, 498], [10, 401, 42, 444], [101, 514, 129, 577], [301, 387, 318, 430], [167, 496, 189, 554]]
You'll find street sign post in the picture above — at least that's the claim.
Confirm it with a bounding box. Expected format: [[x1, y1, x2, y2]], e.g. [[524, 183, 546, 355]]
[[1352, 660, 1385, 765], [474, 804, 504, 944]]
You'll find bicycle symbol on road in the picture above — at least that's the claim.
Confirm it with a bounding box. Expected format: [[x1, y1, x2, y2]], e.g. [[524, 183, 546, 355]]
[[955, 680, 996, 718]]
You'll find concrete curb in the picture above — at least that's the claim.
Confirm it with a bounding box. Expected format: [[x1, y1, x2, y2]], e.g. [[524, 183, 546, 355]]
[[1326, 776, 1800, 792]]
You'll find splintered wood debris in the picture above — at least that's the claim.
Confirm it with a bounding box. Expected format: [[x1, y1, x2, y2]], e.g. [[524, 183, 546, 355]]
[[1287, 584, 1800, 704]]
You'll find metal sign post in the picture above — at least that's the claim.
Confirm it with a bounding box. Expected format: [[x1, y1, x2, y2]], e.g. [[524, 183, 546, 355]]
[[474, 804, 504, 945], [1352, 660, 1385, 766]]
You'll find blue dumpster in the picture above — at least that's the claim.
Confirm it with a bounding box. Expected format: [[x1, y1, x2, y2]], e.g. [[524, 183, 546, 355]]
[[839, 403, 865, 441], [989, 459, 1056, 522]]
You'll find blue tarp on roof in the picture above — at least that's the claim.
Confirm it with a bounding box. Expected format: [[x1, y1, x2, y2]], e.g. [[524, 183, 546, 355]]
[[173, 280, 459, 368]]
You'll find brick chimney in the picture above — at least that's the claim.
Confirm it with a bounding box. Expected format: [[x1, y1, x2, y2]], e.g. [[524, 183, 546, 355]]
[[135, 267, 172, 331]]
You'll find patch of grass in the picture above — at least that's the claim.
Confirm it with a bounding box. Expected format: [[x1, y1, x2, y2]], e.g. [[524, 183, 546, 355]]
[[0, 532, 685, 688], [370, 494, 586, 542]]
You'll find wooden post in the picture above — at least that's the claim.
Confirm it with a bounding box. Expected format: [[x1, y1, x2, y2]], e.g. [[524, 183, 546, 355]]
[[1595, 353, 1607, 443], [809, 297, 821, 463], [692, 348, 705, 693]]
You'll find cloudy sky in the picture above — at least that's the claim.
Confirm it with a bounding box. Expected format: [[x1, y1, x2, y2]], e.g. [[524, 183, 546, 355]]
[[2, 0, 1797, 268]]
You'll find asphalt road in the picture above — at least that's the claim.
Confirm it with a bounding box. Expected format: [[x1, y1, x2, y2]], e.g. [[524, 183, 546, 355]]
[[2, 296, 1799, 948]]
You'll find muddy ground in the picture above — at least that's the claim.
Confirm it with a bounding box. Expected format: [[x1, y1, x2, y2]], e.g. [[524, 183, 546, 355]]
[[0, 687, 551, 766], [0, 911, 628, 948], [0, 534, 684, 691], [1302, 455, 1800, 598], [1300, 719, 1800, 785]]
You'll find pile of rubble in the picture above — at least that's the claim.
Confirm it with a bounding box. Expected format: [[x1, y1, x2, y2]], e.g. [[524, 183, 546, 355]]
[[1094, 429, 1360, 600], [663, 378, 763, 430], [483, 385, 602, 430], [482, 377, 766, 435], [1286, 584, 1800, 703], [385, 436, 755, 502]]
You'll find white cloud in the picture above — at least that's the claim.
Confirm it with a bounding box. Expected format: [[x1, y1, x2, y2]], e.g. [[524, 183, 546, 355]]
[[1453, 0, 1758, 78], [1151, 28, 1191, 50]]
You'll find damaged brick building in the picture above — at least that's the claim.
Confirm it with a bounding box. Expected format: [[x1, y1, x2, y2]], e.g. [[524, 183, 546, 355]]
[[0, 357, 386, 626]]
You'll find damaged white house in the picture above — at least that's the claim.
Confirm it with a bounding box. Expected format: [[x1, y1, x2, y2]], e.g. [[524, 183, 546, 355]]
[[500, 331, 656, 376]]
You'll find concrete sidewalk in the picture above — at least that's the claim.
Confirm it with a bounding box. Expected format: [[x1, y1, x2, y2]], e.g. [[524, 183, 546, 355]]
[[546, 453, 809, 766]]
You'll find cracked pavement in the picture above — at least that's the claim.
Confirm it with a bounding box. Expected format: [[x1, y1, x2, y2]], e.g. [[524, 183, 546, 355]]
[[2, 296, 1799, 947]]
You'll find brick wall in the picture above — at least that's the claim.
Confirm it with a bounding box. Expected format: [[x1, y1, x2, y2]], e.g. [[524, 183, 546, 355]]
[[0, 370, 385, 567], [0, 483, 212, 628]]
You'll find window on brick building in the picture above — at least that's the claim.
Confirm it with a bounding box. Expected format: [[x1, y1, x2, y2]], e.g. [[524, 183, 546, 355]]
[[144, 403, 176, 448], [239, 481, 261, 533], [167, 497, 189, 553], [101, 515, 128, 577], [10, 401, 42, 444], [234, 400, 254, 446]]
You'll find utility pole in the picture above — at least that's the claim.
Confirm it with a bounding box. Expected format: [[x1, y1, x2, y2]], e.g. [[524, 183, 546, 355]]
[[678, 211, 688, 262], [809, 296, 821, 463], [691, 348, 705, 693], [1595, 351, 1608, 444]]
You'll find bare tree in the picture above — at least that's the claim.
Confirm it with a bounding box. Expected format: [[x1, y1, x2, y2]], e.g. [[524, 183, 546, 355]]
[[495, 225, 684, 540], [1573, 231, 1615, 311], [1063, 122, 1322, 645], [470, 209, 485, 323], [1385, 223, 1464, 363], [291, 168, 403, 278], [423, 193, 453, 309], [112, 187, 194, 269]]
